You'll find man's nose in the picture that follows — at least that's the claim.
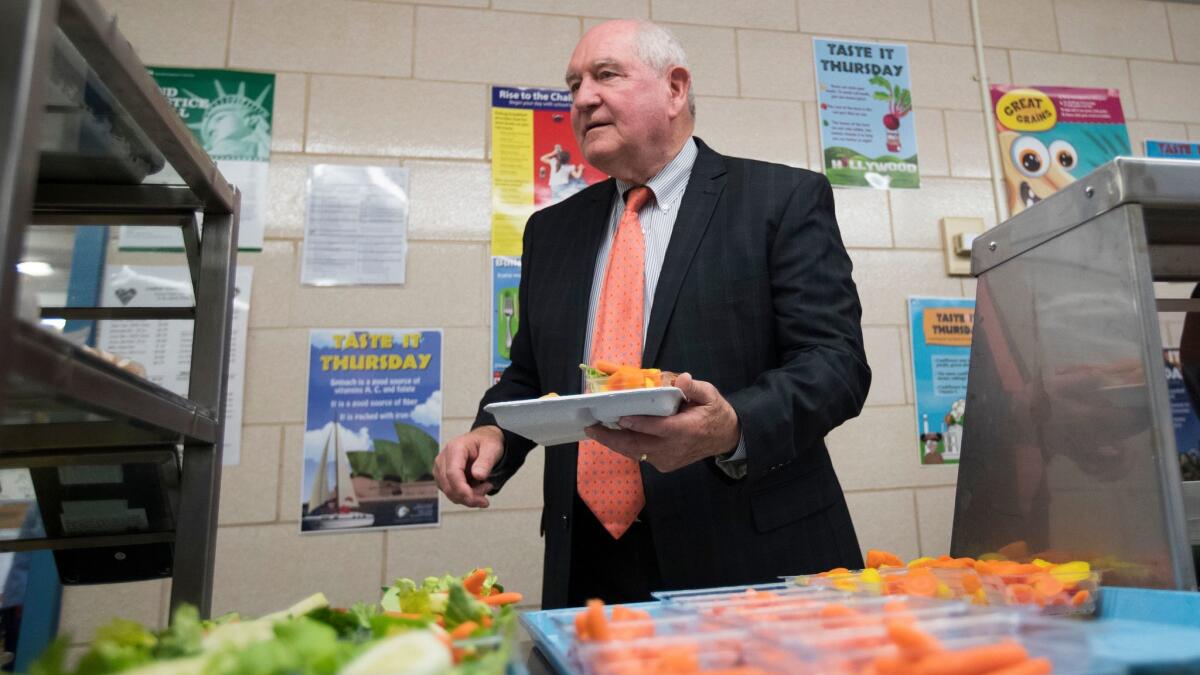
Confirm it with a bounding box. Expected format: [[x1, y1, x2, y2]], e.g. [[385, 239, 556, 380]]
[[573, 79, 600, 110]]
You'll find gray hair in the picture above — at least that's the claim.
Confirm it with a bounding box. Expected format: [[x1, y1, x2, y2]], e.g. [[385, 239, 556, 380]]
[[632, 21, 696, 117]]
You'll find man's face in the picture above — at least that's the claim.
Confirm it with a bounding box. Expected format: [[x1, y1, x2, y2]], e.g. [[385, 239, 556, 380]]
[[565, 23, 674, 178]]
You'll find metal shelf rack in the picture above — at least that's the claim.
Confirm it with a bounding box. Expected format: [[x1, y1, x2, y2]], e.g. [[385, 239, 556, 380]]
[[0, 0, 240, 616]]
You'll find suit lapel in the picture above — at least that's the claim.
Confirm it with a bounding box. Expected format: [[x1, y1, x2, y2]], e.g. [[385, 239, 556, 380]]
[[643, 140, 728, 366], [558, 179, 616, 394]]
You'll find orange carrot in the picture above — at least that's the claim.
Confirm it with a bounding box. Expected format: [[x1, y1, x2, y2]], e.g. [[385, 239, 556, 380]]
[[449, 621, 478, 640], [586, 599, 611, 641], [480, 613, 493, 628], [886, 620, 943, 660], [961, 572, 983, 594], [482, 591, 523, 606], [911, 641, 1029, 675], [611, 605, 635, 621], [1071, 589, 1091, 607], [593, 359, 622, 375], [574, 610, 589, 640], [989, 657, 1053, 675], [818, 603, 859, 618], [462, 568, 488, 596]]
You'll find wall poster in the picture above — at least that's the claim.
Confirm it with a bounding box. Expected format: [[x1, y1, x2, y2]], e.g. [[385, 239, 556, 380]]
[[120, 67, 274, 251], [990, 85, 1130, 217], [813, 38, 919, 189], [908, 297, 975, 466], [96, 265, 251, 466], [1146, 140, 1200, 160], [301, 329, 442, 533], [489, 86, 604, 382]]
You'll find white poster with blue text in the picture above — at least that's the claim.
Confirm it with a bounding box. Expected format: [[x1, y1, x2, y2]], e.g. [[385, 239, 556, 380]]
[[814, 38, 919, 189], [301, 329, 442, 533]]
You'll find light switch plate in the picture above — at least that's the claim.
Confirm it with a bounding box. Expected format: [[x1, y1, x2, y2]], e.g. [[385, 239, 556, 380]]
[[941, 217, 986, 276]]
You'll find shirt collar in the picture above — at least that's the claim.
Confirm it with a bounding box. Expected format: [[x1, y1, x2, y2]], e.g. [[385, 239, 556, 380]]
[[614, 137, 698, 212]]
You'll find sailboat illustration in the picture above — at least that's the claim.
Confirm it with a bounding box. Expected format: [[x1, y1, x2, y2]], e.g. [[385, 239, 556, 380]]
[[302, 419, 375, 530]]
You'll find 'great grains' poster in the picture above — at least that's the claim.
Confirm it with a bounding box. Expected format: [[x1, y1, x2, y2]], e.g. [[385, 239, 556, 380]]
[[990, 85, 1130, 217]]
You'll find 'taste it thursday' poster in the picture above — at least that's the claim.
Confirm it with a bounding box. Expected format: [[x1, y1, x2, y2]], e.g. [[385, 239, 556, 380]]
[[814, 37, 919, 189]]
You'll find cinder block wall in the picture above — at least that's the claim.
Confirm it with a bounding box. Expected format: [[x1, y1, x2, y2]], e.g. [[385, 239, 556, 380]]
[[57, 0, 1200, 645]]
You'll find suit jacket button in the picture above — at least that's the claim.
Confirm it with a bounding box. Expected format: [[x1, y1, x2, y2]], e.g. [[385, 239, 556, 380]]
[[561, 514, 569, 530]]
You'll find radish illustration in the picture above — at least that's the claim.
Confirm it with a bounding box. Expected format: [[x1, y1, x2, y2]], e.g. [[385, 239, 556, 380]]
[[871, 76, 912, 152]]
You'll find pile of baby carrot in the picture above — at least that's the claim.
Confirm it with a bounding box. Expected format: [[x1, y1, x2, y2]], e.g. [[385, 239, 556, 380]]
[[863, 619, 1052, 675]]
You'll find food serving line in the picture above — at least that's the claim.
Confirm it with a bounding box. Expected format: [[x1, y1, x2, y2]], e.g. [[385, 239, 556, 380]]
[[512, 158, 1200, 674]]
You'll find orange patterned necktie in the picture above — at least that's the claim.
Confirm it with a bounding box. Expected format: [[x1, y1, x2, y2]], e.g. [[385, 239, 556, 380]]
[[577, 186, 652, 539]]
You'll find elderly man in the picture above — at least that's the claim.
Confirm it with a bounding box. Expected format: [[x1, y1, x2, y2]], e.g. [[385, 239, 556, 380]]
[[435, 19, 871, 608]]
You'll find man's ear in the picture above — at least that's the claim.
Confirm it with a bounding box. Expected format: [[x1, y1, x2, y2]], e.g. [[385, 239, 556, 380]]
[[666, 65, 691, 118]]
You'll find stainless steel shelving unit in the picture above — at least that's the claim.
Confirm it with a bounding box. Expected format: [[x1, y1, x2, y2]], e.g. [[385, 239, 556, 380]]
[[952, 158, 1200, 591], [1, 0, 239, 616]]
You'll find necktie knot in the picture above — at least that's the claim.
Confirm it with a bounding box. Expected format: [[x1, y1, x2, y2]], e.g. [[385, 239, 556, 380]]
[[624, 186, 652, 214]]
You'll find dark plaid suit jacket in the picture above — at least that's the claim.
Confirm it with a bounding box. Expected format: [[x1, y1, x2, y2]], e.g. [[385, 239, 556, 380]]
[[474, 138, 871, 608]]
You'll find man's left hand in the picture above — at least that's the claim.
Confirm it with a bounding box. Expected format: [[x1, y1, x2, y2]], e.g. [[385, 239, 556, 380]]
[[583, 372, 741, 472]]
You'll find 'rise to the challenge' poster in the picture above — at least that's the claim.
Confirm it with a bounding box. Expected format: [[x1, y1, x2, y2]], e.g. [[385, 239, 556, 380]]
[[813, 38, 919, 189]]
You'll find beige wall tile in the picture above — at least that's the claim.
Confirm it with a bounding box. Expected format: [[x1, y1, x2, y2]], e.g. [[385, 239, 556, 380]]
[[220, 425, 283, 524], [835, 187, 892, 249], [60, 580, 166, 644], [291, 243, 486, 327], [829, 406, 959, 491], [1169, 322, 1187, 348], [496, 0, 648, 18], [385, 0, 485, 6], [915, 109, 949, 177], [660, 23, 738, 97], [804, 102, 821, 170], [1155, 281, 1198, 300], [944, 110, 992, 179], [863, 327, 906, 406], [694, 97, 806, 167], [280, 424, 305, 521], [101, 0, 231, 68], [212, 524, 385, 616], [738, 30, 815, 102], [844, 490, 920, 561], [916, 486, 958, 557], [1054, 0, 1173, 61], [308, 77, 487, 158], [265, 154, 396, 240], [415, 8, 579, 87], [797, 0, 933, 41], [908, 44, 982, 111], [271, 73, 306, 154], [443, 327, 493, 418], [960, 277, 977, 300], [985, 48, 1011, 87], [1008, 51, 1137, 118], [386, 509, 544, 605], [1191, 125, 1200, 142], [230, 0, 412, 77], [406, 160, 492, 241], [1131, 60, 1200, 124], [978, 0, 1058, 51], [930, 0, 972, 45], [243, 240, 297, 328], [1126, 121, 1189, 156], [890, 178, 996, 249], [243, 329, 309, 424], [850, 250, 966, 325], [1168, 3, 1200, 63], [651, 0, 797, 30]]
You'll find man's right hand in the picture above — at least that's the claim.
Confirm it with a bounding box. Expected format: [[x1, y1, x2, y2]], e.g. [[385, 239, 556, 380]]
[[434, 425, 505, 508]]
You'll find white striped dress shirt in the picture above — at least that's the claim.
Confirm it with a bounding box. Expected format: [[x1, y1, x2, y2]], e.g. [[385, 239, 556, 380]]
[[582, 137, 698, 363]]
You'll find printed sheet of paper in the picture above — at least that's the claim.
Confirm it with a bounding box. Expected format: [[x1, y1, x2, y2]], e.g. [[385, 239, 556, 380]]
[[301, 165, 410, 286]]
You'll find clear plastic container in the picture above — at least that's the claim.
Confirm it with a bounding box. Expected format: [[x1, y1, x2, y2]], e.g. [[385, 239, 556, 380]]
[[715, 594, 970, 630], [584, 369, 676, 394], [575, 629, 752, 675], [750, 610, 1120, 674], [657, 584, 846, 618]]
